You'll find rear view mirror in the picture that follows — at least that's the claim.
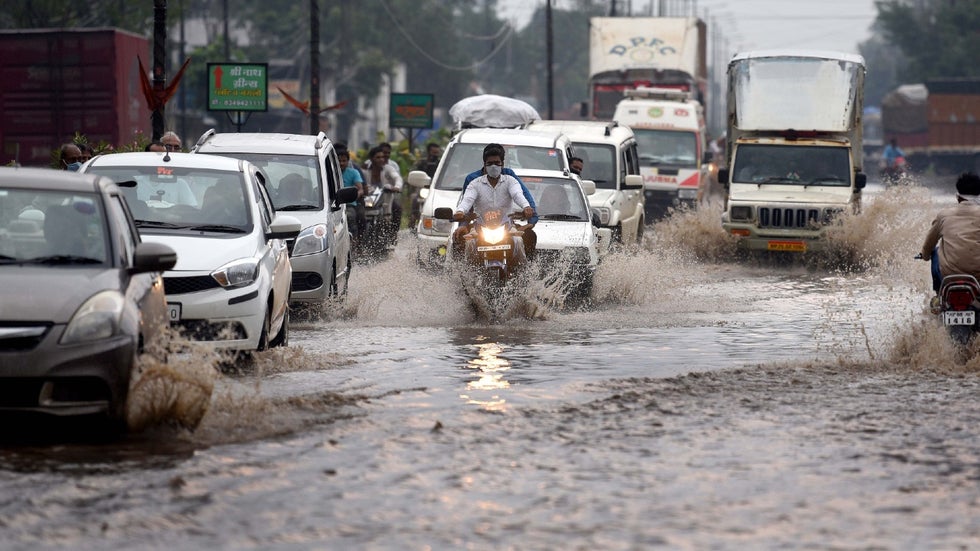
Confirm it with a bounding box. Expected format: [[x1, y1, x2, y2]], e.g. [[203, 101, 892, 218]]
[[717, 168, 729, 185], [433, 207, 454, 220], [855, 172, 867, 189], [623, 174, 643, 190], [335, 186, 358, 205], [407, 170, 432, 188], [132, 242, 177, 273], [579, 179, 597, 196]]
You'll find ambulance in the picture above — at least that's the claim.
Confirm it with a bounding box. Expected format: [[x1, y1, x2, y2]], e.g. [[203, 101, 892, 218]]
[[613, 87, 709, 221]]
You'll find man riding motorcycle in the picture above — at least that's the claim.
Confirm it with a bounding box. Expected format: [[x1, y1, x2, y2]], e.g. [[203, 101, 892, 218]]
[[452, 143, 536, 267], [920, 171, 980, 307]]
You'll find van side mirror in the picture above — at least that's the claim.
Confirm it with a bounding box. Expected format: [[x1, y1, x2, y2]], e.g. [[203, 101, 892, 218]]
[[703, 151, 713, 164], [717, 168, 729, 185], [855, 172, 867, 189], [623, 174, 643, 190], [335, 186, 358, 206]]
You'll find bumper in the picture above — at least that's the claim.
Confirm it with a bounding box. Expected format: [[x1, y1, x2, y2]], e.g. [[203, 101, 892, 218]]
[[167, 280, 267, 351], [289, 250, 330, 302], [0, 327, 135, 417], [644, 189, 697, 211], [721, 222, 829, 252]]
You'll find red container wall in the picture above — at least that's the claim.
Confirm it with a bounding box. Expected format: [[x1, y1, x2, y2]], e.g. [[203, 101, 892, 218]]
[[928, 94, 980, 149], [0, 28, 150, 167]]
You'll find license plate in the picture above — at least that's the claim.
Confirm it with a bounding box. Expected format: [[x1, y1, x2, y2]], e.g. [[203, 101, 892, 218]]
[[943, 310, 975, 326], [477, 244, 511, 252], [167, 303, 182, 322], [768, 240, 807, 252]]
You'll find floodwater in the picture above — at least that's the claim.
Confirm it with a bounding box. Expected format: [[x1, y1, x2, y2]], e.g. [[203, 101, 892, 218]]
[[2, 179, 979, 550]]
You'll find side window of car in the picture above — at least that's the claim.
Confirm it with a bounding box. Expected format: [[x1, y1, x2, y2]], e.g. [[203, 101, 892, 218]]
[[324, 149, 340, 203], [625, 142, 639, 176], [108, 194, 138, 265], [252, 170, 274, 228]]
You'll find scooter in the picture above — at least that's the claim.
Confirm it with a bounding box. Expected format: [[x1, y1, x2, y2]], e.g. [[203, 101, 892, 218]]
[[434, 207, 527, 283], [936, 274, 980, 345], [355, 184, 399, 262]]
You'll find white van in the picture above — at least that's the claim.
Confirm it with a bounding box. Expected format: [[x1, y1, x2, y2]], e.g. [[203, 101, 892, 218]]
[[524, 120, 645, 244], [613, 87, 709, 220]]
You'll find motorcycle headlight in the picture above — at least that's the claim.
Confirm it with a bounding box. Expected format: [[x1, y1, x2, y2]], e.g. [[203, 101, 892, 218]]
[[481, 225, 507, 245], [292, 223, 329, 257], [212, 258, 260, 289], [363, 195, 378, 208], [61, 290, 124, 344]]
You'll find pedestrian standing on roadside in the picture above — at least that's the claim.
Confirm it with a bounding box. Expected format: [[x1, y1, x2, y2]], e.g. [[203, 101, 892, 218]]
[[59, 143, 83, 171], [162, 131, 182, 152]]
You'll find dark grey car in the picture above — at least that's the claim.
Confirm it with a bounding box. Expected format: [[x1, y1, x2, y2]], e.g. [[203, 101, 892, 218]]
[[0, 167, 176, 425]]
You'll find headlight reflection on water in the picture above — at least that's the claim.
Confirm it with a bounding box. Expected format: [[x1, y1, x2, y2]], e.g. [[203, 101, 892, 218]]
[[461, 341, 511, 411]]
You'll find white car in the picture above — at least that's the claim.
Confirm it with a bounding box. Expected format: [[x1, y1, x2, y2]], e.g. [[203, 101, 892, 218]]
[[191, 130, 358, 301], [408, 127, 575, 264], [82, 152, 301, 353], [513, 168, 610, 299]]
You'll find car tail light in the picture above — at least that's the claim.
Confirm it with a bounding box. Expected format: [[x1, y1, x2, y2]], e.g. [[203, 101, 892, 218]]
[[946, 289, 976, 311]]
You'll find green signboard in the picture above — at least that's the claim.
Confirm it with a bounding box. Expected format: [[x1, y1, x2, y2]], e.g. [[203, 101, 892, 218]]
[[207, 63, 268, 112], [390, 93, 434, 129]]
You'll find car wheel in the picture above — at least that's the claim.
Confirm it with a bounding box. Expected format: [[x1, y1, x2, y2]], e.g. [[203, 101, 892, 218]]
[[270, 305, 289, 348], [257, 304, 271, 351]]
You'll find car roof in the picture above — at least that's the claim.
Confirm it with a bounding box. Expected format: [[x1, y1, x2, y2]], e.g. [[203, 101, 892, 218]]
[[193, 131, 329, 155], [86, 151, 245, 171], [525, 120, 635, 144], [0, 166, 111, 193], [453, 128, 570, 148]]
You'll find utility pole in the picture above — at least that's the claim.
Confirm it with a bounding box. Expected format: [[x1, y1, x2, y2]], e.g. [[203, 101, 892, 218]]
[[179, 0, 186, 142], [152, 0, 167, 141], [310, 0, 321, 134], [546, 0, 554, 119]]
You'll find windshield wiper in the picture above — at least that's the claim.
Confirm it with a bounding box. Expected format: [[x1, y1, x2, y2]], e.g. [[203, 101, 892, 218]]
[[540, 214, 585, 221], [808, 177, 847, 185], [24, 255, 103, 265], [135, 220, 187, 228], [277, 204, 320, 211], [187, 224, 247, 233], [757, 177, 801, 185]]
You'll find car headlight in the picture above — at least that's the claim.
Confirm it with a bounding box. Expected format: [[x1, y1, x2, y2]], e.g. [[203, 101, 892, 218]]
[[481, 225, 507, 245], [420, 215, 453, 235], [61, 290, 124, 344], [730, 205, 753, 221], [593, 207, 611, 225], [678, 188, 698, 200], [292, 223, 329, 257], [823, 208, 845, 225], [212, 258, 260, 288]]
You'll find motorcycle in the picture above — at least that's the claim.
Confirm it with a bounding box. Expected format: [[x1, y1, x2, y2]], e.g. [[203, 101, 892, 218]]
[[352, 183, 400, 262], [434, 207, 527, 283], [936, 274, 980, 345]]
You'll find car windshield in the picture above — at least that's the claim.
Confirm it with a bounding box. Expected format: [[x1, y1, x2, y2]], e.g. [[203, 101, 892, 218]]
[[214, 153, 323, 211], [732, 145, 851, 186], [520, 176, 590, 221], [85, 166, 253, 232], [633, 129, 698, 168], [434, 143, 565, 191], [0, 189, 109, 265], [573, 143, 617, 190]]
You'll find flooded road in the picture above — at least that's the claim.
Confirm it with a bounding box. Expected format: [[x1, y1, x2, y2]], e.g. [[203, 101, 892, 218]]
[[2, 181, 979, 549]]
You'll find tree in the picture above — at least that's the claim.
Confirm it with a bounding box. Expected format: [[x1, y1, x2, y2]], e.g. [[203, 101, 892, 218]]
[[874, 0, 980, 82]]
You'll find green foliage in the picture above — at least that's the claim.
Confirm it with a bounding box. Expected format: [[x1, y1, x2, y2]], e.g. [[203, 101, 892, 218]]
[[874, 0, 980, 82]]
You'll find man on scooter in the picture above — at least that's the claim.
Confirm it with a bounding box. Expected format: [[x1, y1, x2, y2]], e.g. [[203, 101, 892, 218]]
[[453, 143, 536, 264], [920, 172, 980, 307]]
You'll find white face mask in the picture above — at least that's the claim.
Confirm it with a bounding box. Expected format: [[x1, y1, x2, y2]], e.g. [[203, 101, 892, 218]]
[[486, 164, 503, 178]]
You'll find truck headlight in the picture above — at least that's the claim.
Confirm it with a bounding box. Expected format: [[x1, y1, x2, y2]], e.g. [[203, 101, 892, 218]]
[[678, 188, 698, 200], [593, 207, 611, 225], [212, 258, 260, 288], [730, 206, 752, 221], [822, 208, 844, 225], [292, 223, 329, 257], [61, 290, 123, 344]]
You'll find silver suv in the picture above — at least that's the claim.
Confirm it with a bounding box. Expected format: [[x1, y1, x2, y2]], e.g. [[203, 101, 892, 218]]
[[193, 130, 357, 303]]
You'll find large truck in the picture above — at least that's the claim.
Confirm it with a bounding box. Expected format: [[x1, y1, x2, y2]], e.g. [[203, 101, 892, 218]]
[[881, 79, 980, 175], [588, 17, 707, 121], [718, 50, 867, 253], [0, 28, 150, 167]]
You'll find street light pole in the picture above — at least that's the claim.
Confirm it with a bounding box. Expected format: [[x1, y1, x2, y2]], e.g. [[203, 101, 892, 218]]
[[310, 0, 321, 134], [152, 0, 167, 141], [546, 0, 554, 119]]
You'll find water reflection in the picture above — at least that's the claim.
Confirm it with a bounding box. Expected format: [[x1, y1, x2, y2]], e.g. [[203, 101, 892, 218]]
[[461, 338, 512, 412]]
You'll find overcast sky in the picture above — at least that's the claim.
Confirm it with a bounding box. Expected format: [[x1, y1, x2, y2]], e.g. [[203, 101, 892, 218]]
[[499, 0, 879, 55]]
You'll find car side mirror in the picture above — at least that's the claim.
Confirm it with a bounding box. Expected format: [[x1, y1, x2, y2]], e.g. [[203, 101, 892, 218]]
[[267, 214, 302, 240], [703, 151, 713, 164], [132, 241, 177, 273], [579, 179, 597, 196], [623, 174, 643, 190], [407, 170, 432, 189], [717, 168, 729, 186], [335, 185, 358, 206], [433, 207, 454, 220], [855, 172, 867, 189]]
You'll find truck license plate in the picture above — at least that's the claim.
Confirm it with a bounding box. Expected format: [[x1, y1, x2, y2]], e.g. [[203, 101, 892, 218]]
[[477, 244, 511, 252], [943, 310, 975, 326], [768, 240, 807, 252], [167, 303, 182, 322]]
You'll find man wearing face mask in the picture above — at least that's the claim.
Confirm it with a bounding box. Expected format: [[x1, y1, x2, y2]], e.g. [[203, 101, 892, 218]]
[[452, 143, 536, 263], [59, 143, 84, 171]]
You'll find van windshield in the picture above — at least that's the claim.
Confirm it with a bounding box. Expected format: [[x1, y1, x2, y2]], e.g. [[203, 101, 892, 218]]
[[633, 129, 697, 168], [732, 145, 850, 186], [434, 143, 565, 191]]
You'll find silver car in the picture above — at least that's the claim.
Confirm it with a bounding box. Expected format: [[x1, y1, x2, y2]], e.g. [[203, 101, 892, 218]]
[[0, 167, 176, 424]]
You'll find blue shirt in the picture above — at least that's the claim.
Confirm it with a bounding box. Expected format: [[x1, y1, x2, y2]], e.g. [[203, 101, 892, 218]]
[[342, 166, 363, 205], [463, 167, 538, 224]]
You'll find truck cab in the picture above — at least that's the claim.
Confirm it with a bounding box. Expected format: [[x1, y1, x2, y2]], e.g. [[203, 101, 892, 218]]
[[719, 50, 867, 253]]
